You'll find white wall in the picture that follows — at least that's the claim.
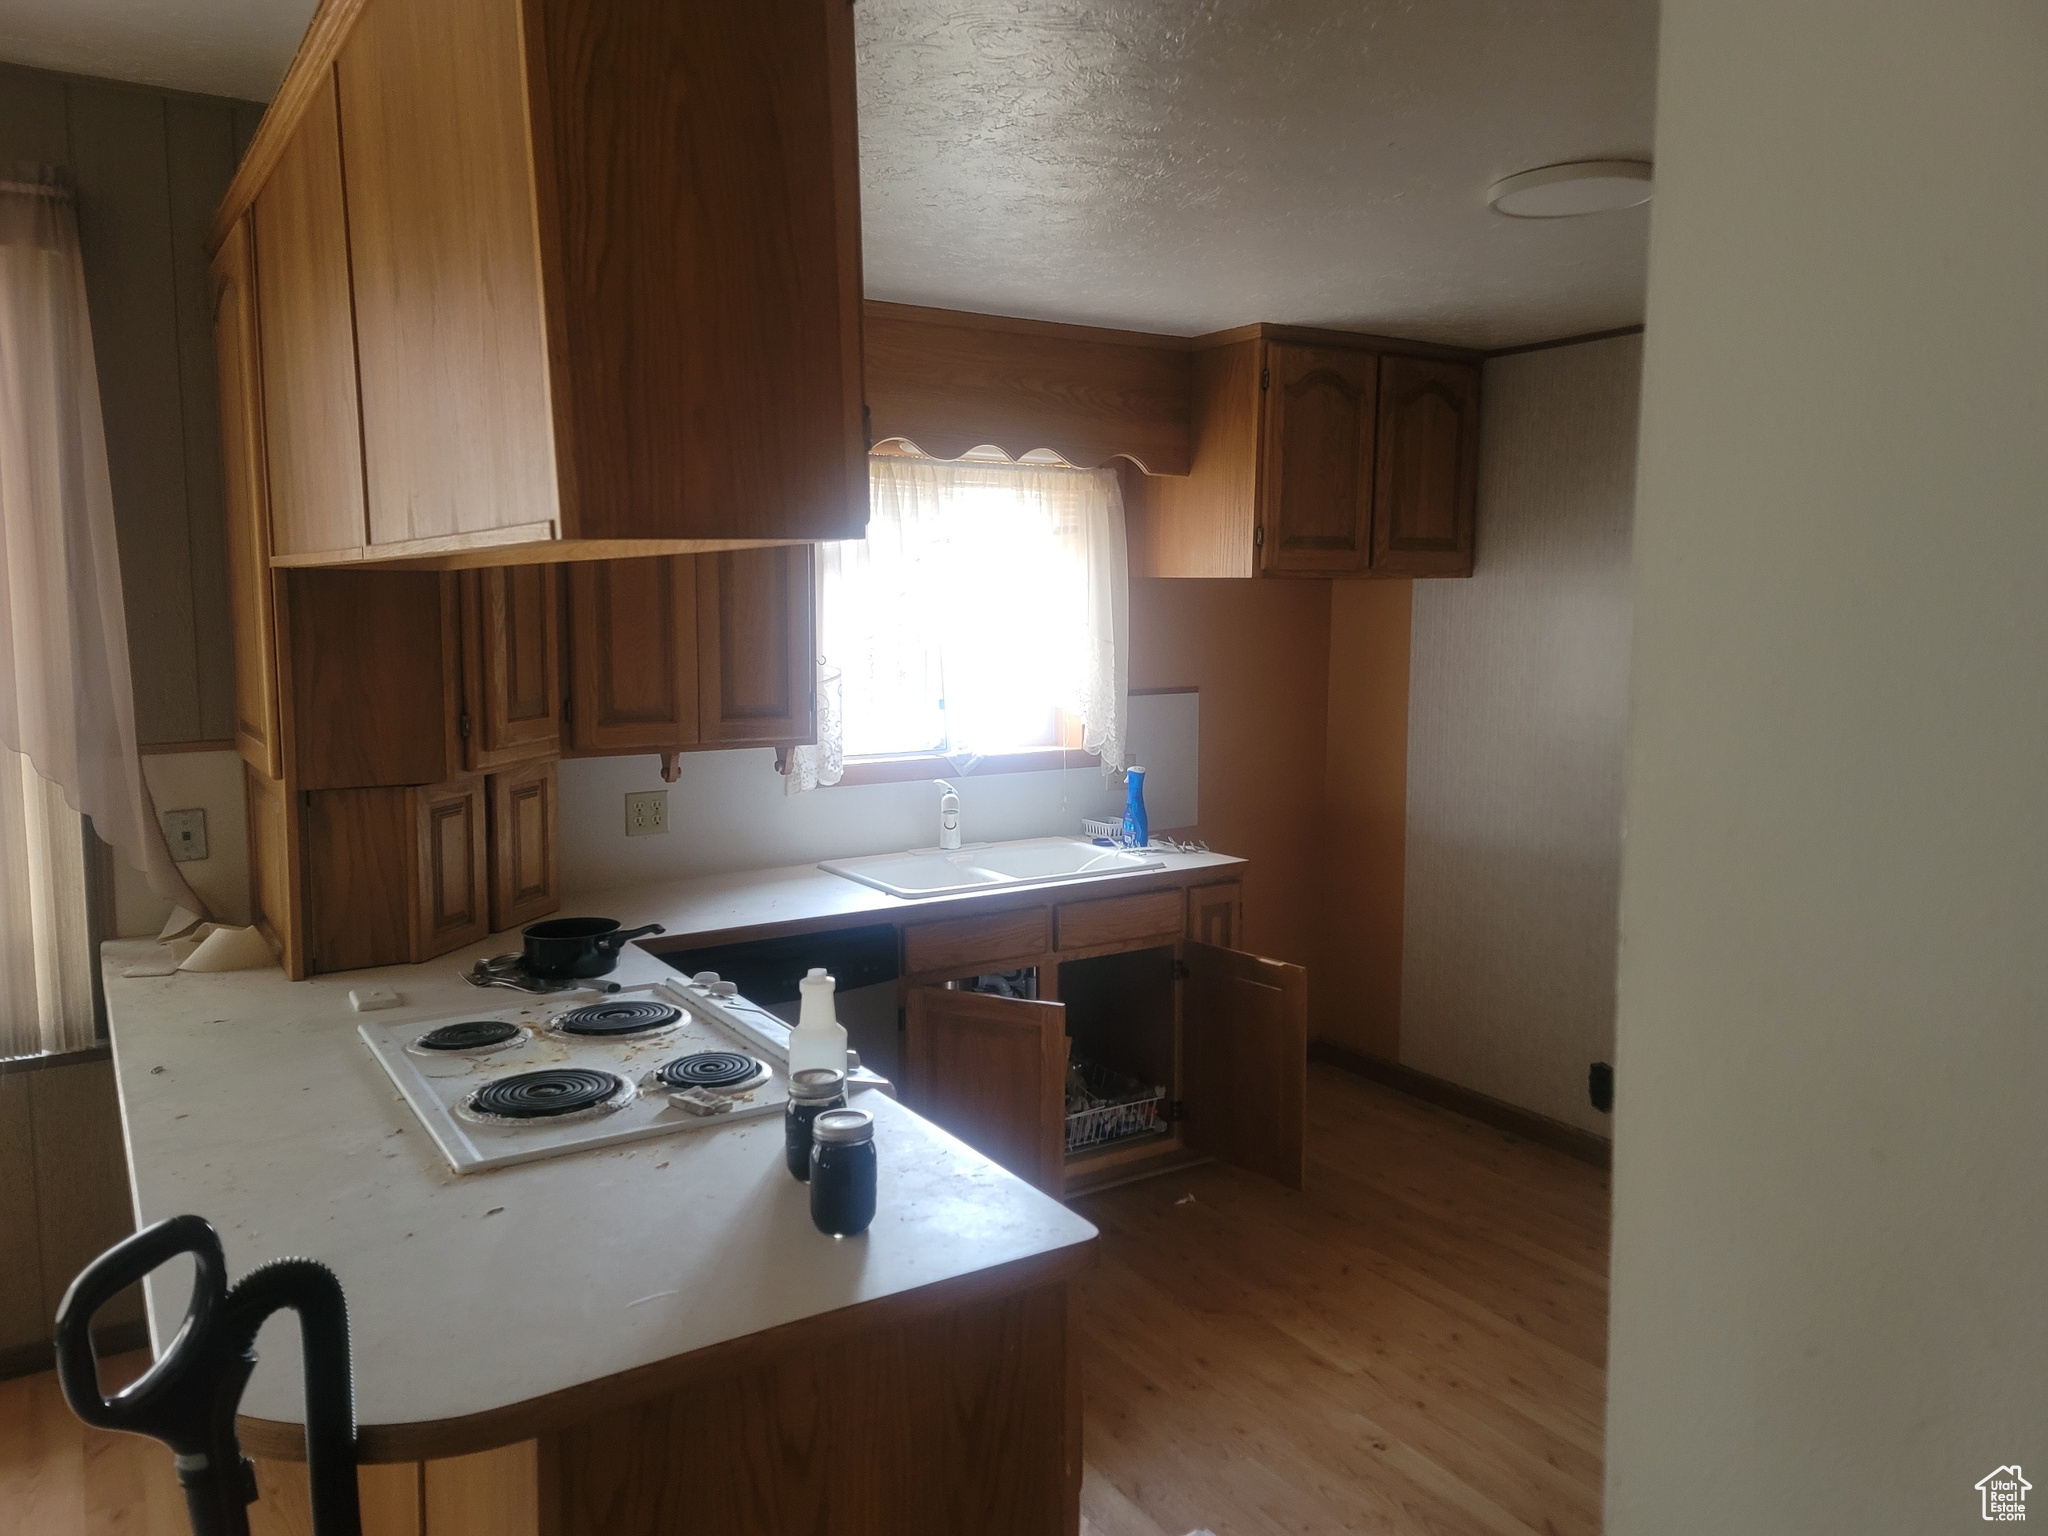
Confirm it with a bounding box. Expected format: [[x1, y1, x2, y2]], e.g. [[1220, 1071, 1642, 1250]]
[[114, 749, 250, 935], [559, 690, 1198, 894], [1398, 334, 1639, 1134], [1607, 2, 2048, 1530]]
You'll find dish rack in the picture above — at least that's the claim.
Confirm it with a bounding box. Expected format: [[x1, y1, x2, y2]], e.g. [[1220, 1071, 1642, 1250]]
[[1064, 1057, 1167, 1155]]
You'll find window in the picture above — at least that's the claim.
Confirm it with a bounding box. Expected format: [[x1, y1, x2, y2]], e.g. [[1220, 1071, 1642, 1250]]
[[800, 453, 1128, 784]]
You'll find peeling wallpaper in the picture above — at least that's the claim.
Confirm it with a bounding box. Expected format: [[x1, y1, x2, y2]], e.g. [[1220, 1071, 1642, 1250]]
[[1398, 333, 1641, 1132]]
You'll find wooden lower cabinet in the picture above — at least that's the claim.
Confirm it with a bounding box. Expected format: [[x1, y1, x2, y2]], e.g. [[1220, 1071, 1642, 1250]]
[[248, 1281, 1077, 1536], [905, 989, 1068, 1195], [904, 889, 1306, 1198], [302, 777, 488, 975], [244, 762, 306, 978], [487, 759, 560, 931]]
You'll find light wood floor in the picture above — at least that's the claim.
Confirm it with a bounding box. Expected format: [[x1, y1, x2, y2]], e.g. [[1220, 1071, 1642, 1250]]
[[1, 1065, 1608, 1536], [1074, 1063, 1611, 1536]]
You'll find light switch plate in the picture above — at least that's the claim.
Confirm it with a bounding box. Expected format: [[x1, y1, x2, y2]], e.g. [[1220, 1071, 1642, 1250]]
[[625, 789, 670, 837], [162, 808, 208, 863]]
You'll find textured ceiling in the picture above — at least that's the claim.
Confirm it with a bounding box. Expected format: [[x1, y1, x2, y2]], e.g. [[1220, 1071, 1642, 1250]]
[[857, 0, 1658, 347], [0, 0, 1656, 349]]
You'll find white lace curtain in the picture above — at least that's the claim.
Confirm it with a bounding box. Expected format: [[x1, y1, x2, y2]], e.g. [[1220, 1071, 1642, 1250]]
[[1, 171, 203, 1052], [787, 455, 1128, 791]]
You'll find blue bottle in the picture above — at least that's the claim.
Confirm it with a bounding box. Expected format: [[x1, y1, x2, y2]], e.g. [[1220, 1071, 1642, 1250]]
[[1122, 766, 1149, 848]]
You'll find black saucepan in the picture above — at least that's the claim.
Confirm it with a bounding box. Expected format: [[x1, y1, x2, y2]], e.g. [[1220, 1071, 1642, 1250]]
[[520, 917, 665, 980]]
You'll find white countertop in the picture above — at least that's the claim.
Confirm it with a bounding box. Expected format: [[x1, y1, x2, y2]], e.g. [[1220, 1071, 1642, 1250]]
[[102, 904, 1100, 1449], [558, 845, 1244, 946]]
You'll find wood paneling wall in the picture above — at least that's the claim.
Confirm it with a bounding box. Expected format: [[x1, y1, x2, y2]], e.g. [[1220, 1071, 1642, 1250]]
[[0, 1053, 145, 1380], [0, 62, 264, 747]]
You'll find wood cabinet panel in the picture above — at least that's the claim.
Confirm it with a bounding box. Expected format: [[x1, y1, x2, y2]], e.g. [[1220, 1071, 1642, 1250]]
[[523, 0, 866, 544], [245, 761, 304, 978], [1182, 940, 1306, 1189], [415, 778, 490, 959], [251, 1458, 424, 1536], [1185, 880, 1244, 950], [903, 907, 1052, 977], [287, 569, 462, 790], [464, 565, 561, 771], [905, 988, 1068, 1195], [1139, 340, 1260, 579], [424, 1441, 538, 1536], [696, 546, 815, 746], [303, 777, 486, 973], [335, 0, 560, 550], [1055, 889, 1186, 953], [212, 216, 282, 777], [566, 558, 699, 753], [1259, 342, 1377, 575], [251, 72, 365, 560], [487, 759, 559, 932], [1372, 355, 1479, 577]]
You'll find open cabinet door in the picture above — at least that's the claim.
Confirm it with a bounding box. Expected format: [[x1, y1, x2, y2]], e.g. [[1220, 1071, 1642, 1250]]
[[1182, 941, 1307, 1189], [905, 987, 1068, 1196]]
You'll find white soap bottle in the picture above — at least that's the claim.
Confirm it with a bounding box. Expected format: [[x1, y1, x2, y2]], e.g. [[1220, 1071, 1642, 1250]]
[[786, 967, 848, 1078]]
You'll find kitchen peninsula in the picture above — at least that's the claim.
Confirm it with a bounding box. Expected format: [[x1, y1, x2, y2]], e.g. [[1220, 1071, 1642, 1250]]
[[103, 919, 1095, 1536]]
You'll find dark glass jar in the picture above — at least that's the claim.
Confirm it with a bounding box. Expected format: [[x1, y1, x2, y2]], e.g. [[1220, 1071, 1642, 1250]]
[[783, 1068, 846, 1181], [809, 1108, 877, 1237]]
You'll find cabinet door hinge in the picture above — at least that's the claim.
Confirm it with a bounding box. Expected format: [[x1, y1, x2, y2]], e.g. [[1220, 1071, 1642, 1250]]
[[1167, 1099, 1186, 1123], [1173, 959, 1191, 980], [458, 710, 472, 740], [1260, 366, 1270, 390], [1252, 526, 1265, 549], [561, 695, 573, 725]]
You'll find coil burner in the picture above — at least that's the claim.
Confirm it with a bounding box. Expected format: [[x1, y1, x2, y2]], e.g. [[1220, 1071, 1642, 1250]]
[[466, 1068, 630, 1122], [553, 1000, 683, 1038], [412, 1019, 523, 1054], [655, 1051, 769, 1093]]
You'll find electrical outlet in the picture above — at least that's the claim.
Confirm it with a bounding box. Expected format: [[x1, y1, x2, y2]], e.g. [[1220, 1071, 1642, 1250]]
[[162, 808, 208, 863], [625, 789, 670, 837]]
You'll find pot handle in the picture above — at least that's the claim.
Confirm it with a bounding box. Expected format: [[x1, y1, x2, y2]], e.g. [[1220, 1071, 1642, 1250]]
[[600, 922, 665, 953]]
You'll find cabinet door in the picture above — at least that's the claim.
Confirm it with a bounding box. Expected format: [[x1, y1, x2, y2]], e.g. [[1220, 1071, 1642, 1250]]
[[464, 566, 561, 771], [905, 987, 1068, 1196], [1258, 343, 1377, 576], [1182, 940, 1306, 1188], [335, 0, 559, 551], [288, 569, 462, 791], [697, 546, 816, 746], [251, 71, 366, 561], [566, 557, 699, 753], [413, 777, 490, 961], [212, 217, 282, 778], [1185, 881, 1243, 950], [487, 758, 559, 932], [1372, 356, 1478, 577]]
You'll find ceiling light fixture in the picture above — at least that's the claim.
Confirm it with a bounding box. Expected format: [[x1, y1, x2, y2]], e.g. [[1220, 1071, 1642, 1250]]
[[1487, 159, 1653, 218]]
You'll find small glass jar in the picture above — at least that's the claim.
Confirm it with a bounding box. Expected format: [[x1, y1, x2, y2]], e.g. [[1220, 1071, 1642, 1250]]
[[809, 1108, 877, 1237], [783, 1068, 847, 1182]]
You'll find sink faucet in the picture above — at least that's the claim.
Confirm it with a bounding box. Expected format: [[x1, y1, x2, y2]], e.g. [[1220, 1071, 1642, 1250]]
[[935, 780, 961, 850]]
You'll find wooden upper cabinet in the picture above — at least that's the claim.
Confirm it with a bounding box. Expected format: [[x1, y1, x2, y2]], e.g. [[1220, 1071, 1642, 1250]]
[[462, 566, 561, 772], [219, 0, 868, 567], [1127, 327, 1480, 581], [1258, 343, 1377, 575], [250, 72, 366, 561], [565, 557, 700, 754], [211, 218, 282, 778], [335, 0, 560, 555], [697, 547, 816, 747], [1372, 355, 1479, 577]]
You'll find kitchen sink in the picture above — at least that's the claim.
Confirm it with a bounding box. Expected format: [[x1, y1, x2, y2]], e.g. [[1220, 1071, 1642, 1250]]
[[819, 836, 1166, 899]]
